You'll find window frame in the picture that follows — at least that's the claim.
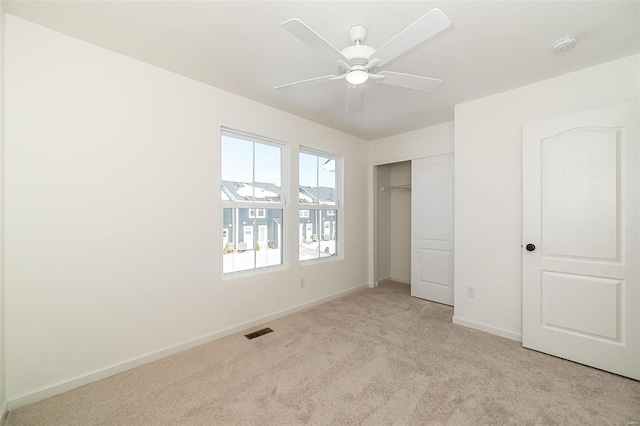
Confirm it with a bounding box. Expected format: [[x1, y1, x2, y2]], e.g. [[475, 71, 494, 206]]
[[220, 128, 288, 278], [298, 147, 342, 263]]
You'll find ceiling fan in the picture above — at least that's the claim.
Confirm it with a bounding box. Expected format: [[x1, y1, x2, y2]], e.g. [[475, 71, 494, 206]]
[[274, 9, 452, 110]]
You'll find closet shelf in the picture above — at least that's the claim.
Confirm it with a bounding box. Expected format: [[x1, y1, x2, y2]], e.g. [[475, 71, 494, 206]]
[[380, 184, 411, 192]]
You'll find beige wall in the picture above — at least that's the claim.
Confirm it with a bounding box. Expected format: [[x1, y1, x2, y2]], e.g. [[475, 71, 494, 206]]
[[389, 162, 411, 283], [454, 54, 640, 340], [375, 166, 391, 281], [4, 14, 370, 406], [370, 121, 454, 166], [0, 4, 6, 420]]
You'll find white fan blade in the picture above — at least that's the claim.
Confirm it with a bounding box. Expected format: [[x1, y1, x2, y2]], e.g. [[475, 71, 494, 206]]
[[346, 84, 364, 111], [274, 75, 341, 91], [281, 18, 349, 64], [375, 71, 442, 92], [371, 9, 451, 67], [363, 58, 380, 71]]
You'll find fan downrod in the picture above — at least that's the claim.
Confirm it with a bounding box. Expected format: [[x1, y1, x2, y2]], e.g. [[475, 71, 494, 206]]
[[348, 25, 367, 45]]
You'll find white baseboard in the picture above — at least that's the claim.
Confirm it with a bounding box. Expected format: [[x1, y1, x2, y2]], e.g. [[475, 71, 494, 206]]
[[452, 316, 522, 342], [376, 276, 410, 285], [1, 399, 8, 425], [376, 275, 391, 285], [7, 284, 368, 410]]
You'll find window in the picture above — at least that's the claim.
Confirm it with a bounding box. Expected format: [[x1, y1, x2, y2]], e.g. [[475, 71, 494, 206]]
[[221, 130, 285, 274], [248, 209, 265, 218], [299, 149, 340, 261]]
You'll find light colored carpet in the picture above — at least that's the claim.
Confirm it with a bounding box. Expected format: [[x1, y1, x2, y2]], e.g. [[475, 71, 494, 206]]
[[6, 281, 640, 425]]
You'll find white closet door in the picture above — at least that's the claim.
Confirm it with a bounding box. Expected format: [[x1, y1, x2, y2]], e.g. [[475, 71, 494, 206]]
[[522, 101, 639, 379], [411, 154, 454, 305]]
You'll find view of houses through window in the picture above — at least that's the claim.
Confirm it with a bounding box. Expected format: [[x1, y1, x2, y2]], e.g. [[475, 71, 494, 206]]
[[299, 150, 339, 260], [221, 130, 341, 274], [221, 131, 284, 273]]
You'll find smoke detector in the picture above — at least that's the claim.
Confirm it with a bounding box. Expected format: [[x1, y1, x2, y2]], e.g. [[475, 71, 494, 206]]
[[552, 35, 578, 52]]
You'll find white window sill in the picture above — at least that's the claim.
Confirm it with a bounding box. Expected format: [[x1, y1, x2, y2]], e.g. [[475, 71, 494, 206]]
[[299, 254, 343, 266], [220, 264, 289, 281]]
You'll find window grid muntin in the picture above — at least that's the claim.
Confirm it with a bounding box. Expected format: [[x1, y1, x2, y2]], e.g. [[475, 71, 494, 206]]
[[299, 147, 339, 208], [221, 129, 287, 275], [299, 147, 341, 262], [222, 207, 284, 274], [221, 128, 286, 207]]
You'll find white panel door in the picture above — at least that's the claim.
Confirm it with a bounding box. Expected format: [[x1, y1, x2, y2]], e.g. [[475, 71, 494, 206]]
[[222, 229, 229, 248], [243, 226, 254, 249], [257, 225, 268, 247], [323, 221, 330, 239], [411, 154, 454, 305], [522, 101, 639, 380]]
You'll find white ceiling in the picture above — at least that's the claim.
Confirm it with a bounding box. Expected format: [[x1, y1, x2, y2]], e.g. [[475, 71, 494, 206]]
[[4, 1, 639, 140]]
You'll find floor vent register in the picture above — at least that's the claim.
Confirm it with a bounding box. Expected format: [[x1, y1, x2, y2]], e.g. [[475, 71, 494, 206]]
[[244, 327, 274, 340]]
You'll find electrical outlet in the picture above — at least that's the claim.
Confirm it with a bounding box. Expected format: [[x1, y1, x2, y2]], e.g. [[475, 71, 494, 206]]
[[300, 277, 305, 288], [466, 287, 475, 298]]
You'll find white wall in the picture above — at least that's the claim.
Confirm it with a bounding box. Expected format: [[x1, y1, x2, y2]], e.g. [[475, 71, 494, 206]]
[[454, 54, 640, 340], [3, 14, 370, 405], [0, 5, 6, 421], [389, 162, 411, 283], [370, 121, 454, 166], [368, 122, 454, 288]]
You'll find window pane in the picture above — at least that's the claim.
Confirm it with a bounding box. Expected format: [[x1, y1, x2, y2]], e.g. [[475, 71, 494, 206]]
[[320, 210, 337, 257], [318, 156, 336, 205], [299, 152, 318, 204], [299, 210, 337, 260], [223, 207, 254, 273], [221, 135, 253, 201], [255, 209, 283, 269], [299, 210, 320, 260], [223, 208, 283, 274], [254, 143, 282, 203]]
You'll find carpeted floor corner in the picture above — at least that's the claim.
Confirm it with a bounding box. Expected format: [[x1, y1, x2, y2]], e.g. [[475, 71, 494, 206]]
[[6, 281, 640, 425]]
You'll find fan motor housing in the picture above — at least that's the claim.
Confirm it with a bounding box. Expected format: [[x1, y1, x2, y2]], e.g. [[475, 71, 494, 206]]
[[341, 45, 375, 66]]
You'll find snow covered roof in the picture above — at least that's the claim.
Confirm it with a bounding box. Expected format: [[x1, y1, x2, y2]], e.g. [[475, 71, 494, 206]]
[[236, 184, 278, 199], [300, 186, 336, 205], [222, 181, 335, 206], [221, 181, 281, 202]]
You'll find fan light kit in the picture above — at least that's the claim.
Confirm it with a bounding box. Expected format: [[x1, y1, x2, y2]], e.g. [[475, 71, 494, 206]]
[[275, 9, 452, 111], [346, 67, 369, 85]]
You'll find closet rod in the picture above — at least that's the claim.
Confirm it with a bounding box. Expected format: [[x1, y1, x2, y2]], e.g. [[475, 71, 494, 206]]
[[380, 184, 411, 192]]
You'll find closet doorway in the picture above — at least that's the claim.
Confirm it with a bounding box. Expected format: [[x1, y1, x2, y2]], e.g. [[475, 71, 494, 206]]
[[374, 154, 454, 306], [375, 161, 412, 286]]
